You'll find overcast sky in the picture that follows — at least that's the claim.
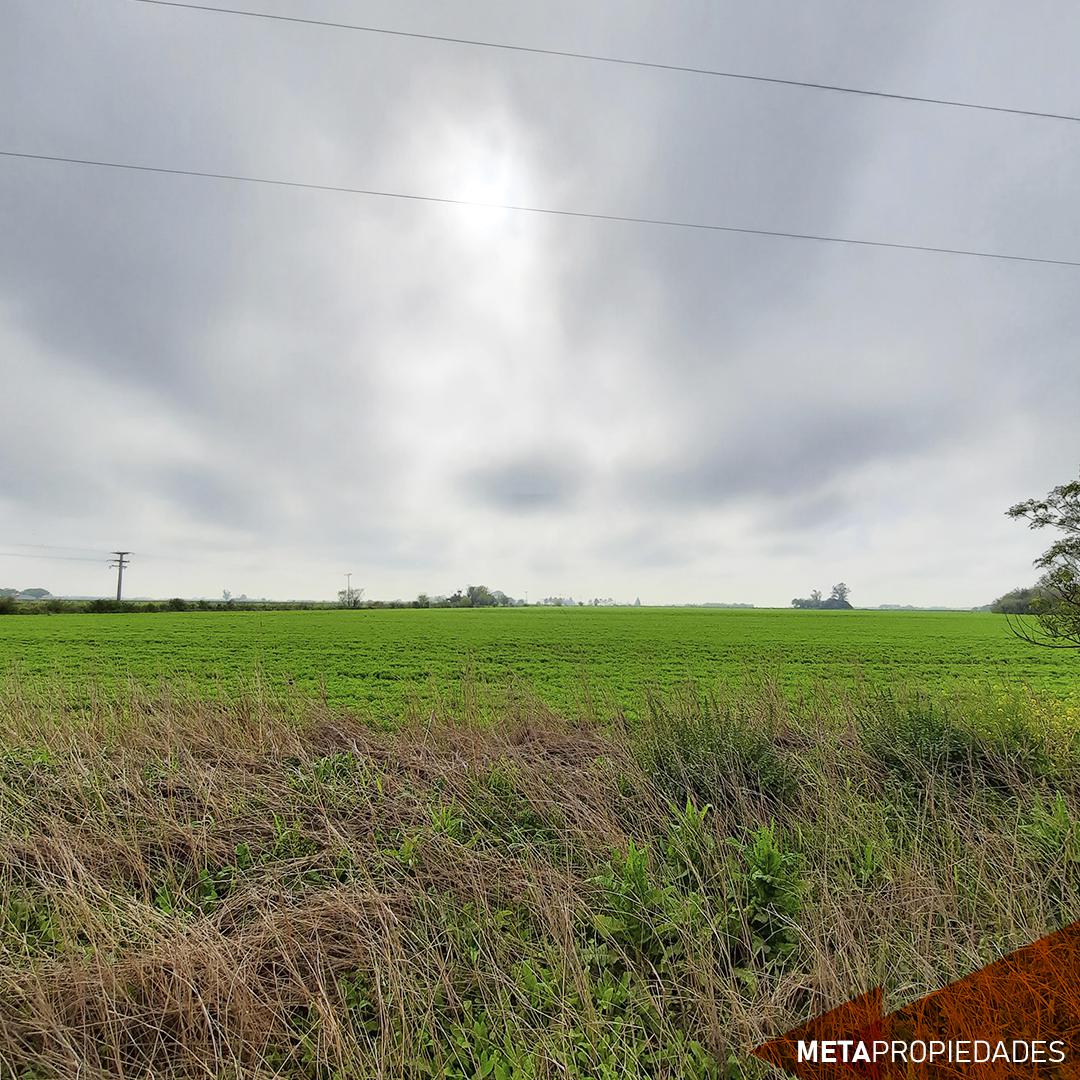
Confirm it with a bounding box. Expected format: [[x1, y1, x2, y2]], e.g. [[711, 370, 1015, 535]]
[[3, 0, 1079, 606]]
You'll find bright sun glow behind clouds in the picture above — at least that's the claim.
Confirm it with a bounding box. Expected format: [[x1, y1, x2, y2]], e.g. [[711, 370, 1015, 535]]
[[421, 110, 540, 241]]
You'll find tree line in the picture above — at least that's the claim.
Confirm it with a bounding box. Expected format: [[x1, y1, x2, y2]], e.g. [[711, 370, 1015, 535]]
[[337, 585, 525, 609], [791, 583, 852, 610], [0, 596, 341, 615]]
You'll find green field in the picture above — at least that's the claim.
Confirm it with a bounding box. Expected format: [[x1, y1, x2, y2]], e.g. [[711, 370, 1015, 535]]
[[2, 607, 1076, 716], [4, 607, 1080, 1076]]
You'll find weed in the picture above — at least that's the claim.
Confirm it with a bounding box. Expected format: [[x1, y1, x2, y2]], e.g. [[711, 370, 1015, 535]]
[[428, 801, 469, 842], [725, 824, 804, 970], [589, 839, 685, 967], [0, 893, 60, 954]]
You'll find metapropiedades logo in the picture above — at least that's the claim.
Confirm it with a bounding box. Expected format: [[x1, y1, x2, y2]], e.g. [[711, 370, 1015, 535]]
[[753, 919, 1080, 1078], [796, 1039, 1066, 1066]]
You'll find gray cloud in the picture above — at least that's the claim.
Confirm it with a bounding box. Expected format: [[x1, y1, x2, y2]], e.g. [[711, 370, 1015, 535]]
[[465, 456, 581, 511], [636, 405, 945, 506]]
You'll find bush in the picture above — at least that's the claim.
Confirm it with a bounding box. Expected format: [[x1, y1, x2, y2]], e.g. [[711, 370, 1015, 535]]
[[86, 598, 125, 613]]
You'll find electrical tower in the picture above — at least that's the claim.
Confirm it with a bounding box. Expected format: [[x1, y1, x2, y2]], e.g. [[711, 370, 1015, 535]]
[[109, 551, 130, 602]]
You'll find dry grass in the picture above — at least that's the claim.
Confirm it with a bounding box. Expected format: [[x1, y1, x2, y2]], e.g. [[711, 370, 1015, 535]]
[[1, 676, 1078, 1078]]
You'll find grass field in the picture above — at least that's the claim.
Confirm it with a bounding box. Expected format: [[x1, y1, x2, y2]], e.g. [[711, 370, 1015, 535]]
[[1, 608, 1077, 717], [2, 609, 1078, 1077]]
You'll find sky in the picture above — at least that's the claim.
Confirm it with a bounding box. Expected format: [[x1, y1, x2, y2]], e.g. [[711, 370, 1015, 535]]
[[2, 0, 1079, 606]]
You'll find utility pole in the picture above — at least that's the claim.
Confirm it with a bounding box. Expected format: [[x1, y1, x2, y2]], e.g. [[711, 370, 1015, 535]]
[[109, 551, 131, 602], [344, 572, 352, 607]]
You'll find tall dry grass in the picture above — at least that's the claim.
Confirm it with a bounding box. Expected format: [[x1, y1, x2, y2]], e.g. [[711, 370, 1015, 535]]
[[0, 676, 1077, 1078]]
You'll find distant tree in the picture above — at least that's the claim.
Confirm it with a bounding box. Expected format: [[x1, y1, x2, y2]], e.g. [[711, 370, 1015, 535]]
[[633, 597, 642, 607], [466, 585, 496, 607], [338, 586, 365, 609], [222, 590, 232, 602], [415, 593, 431, 608], [793, 585, 851, 610], [1006, 472, 1080, 649]]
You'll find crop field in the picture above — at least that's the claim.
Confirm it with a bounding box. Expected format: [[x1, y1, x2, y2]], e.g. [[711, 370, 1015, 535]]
[[1, 607, 1077, 717]]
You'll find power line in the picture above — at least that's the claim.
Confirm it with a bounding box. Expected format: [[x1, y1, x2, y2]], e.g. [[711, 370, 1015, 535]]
[[0, 552, 111, 563], [1, 542, 113, 557], [3, 148, 1078, 268], [133, 0, 1080, 126]]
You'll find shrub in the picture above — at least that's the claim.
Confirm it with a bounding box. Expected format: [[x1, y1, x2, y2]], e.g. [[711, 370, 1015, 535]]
[[86, 598, 125, 613]]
